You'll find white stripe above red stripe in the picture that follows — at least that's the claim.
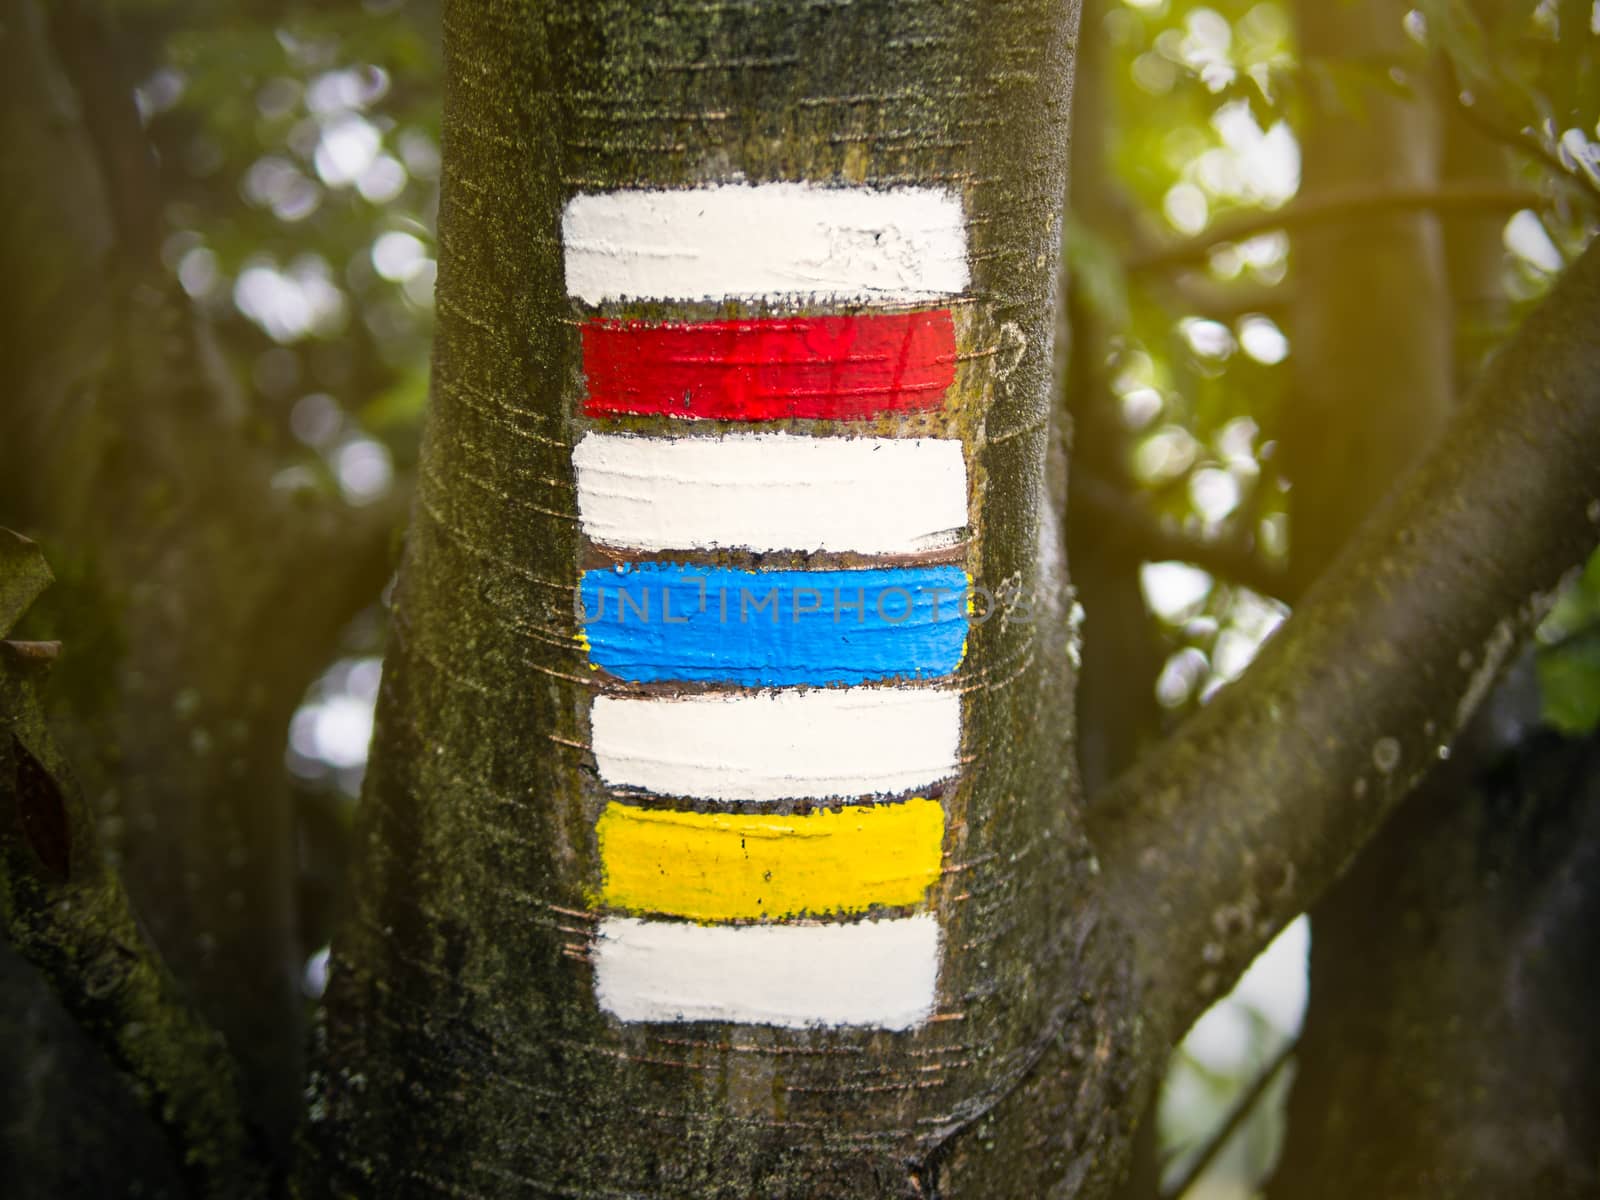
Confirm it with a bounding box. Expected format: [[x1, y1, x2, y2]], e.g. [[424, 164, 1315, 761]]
[[561, 183, 969, 304]]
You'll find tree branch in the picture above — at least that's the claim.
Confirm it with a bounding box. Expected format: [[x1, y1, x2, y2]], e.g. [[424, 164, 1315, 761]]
[[1438, 52, 1600, 209], [1091, 234, 1600, 1043], [1070, 470, 1289, 601], [0, 552, 267, 1197], [1128, 181, 1540, 275]]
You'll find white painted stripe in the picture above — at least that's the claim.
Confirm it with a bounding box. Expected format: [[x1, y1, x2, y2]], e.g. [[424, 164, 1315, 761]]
[[592, 688, 961, 803], [561, 183, 969, 304], [573, 431, 967, 554], [594, 915, 939, 1029]]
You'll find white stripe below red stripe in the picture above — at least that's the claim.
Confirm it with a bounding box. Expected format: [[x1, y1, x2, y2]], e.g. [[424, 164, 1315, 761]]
[[572, 431, 967, 555]]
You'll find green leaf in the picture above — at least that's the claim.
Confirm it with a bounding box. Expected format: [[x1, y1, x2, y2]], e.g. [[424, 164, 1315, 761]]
[[1538, 545, 1600, 644], [1537, 632, 1600, 735], [1537, 547, 1600, 734]]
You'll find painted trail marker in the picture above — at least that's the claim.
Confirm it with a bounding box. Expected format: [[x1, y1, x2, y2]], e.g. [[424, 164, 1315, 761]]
[[596, 797, 945, 922], [578, 562, 970, 687], [593, 915, 942, 1030], [560, 182, 968, 304], [579, 311, 958, 421], [562, 181, 972, 1030]]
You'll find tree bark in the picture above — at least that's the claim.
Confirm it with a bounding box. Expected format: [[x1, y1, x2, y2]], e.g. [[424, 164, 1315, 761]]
[[305, 3, 1154, 1197]]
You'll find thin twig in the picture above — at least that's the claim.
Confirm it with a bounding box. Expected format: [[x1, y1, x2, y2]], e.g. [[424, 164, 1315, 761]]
[[1441, 56, 1600, 209], [1161, 1037, 1299, 1200], [1129, 182, 1542, 274]]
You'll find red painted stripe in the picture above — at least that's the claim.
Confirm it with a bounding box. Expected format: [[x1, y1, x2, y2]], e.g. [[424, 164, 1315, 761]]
[[580, 311, 957, 421]]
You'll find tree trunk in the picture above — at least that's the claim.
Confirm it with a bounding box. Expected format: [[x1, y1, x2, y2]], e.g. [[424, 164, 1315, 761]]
[[305, 2, 1152, 1196], [1282, 0, 1452, 596], [1271, 722, 1600, 1198]]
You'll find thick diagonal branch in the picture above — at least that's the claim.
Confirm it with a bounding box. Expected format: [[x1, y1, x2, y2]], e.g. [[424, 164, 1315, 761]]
[[1091, 235, 1600, 1042]]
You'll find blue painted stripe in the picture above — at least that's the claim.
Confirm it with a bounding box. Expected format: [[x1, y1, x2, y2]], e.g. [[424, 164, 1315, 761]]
[[579, 563, 969, 686]]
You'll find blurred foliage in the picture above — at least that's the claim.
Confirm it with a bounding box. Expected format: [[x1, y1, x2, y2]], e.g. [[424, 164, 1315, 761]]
[[112, 0, 444, 963], [1422, 0, 1600, 190], [1077, 0, 1596, 721], [1083, 0, 1303, 731], [136, 0, 440, 510]]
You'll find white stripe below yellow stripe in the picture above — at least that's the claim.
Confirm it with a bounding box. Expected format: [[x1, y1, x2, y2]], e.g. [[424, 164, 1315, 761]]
[[593, 915, 940, 1029]]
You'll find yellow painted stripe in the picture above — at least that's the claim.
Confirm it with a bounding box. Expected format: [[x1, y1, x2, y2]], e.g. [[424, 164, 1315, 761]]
[[597, 798, 944, 922]]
